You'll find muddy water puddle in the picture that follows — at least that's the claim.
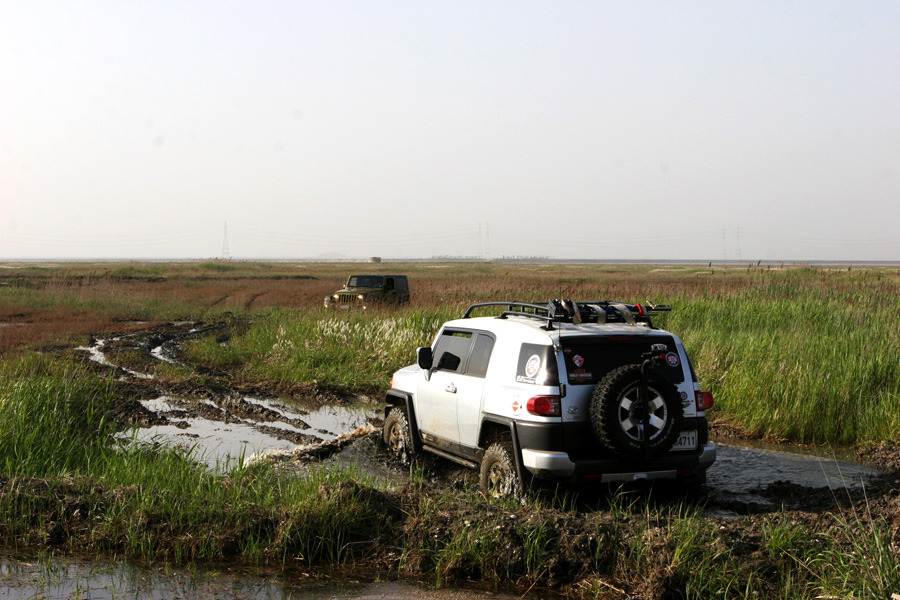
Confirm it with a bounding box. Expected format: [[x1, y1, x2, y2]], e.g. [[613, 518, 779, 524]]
[[125, 395, 382, 470], [705, 441, 883, 514], [0, 555, 524, 600]]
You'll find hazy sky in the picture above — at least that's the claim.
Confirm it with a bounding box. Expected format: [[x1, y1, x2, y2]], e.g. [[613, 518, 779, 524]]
[[3, 1, 899, 261]]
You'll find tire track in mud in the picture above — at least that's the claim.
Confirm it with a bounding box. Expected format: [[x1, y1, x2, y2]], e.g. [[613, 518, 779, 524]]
[[243, 291, 266, 310], [205, 294, 229, 311], [77, 321, 383, 471]]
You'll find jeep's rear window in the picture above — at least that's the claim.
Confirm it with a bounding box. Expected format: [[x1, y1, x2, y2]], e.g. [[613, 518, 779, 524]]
[[516, 343, 559, 385], [560, 336, 684, 385]]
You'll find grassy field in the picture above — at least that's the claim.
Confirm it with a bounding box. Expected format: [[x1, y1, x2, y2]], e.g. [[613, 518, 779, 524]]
[[1, 260, 899, 598], [3, 261, 899, 443]]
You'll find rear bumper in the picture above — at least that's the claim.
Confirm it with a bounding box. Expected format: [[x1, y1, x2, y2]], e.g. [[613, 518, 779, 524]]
[[521, 442, 716, 481]]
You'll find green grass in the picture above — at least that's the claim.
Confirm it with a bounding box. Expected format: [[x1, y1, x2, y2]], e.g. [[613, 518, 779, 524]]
[[181, 267, 900, 445], [668, 269, 900, 444], [184, 307, 451, 394]]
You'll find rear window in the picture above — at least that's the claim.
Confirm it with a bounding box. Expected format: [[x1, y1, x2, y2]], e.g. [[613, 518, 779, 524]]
[[560, 335, 684, 385], [515, 343, 559, 385]]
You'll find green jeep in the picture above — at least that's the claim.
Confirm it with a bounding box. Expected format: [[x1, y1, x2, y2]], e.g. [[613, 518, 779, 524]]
[[324, 274, 410, 309]]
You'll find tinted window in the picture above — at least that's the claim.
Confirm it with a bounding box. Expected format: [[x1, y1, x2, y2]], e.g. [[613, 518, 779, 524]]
[[560, 335, 684, 385], [348, 275, 383, 287], [432, 330, 473, 373], [515, 343, 559, 385], [465, 334, 495, 378]]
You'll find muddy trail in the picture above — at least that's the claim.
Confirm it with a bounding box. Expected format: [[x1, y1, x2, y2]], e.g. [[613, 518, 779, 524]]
[[56, 321, 900, 595], [72, 321, 896, 508]]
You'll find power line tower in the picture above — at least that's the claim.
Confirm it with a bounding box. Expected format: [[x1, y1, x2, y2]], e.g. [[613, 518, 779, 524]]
[[478, 222, 491, 259], [222, 221, 231, 260]]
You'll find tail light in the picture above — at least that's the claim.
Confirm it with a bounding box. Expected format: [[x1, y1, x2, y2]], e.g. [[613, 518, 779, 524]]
[[695, 391, 714, 411], [527, 395, 561, 416]]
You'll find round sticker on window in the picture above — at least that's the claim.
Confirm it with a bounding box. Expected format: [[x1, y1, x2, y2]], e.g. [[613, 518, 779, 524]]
[[665, 352, 680, 367], [525, 355, 542, 379]]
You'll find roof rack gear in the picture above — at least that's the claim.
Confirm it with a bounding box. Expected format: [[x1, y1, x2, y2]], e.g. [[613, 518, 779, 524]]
[[463, 300, 672, 330]]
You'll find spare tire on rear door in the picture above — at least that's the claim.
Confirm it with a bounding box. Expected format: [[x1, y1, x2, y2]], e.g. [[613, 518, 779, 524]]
[[590, 363, 683, 459]]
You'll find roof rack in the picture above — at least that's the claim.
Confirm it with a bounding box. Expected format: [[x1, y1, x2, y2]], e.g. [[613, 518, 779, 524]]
[[462, 299, 671, 330]]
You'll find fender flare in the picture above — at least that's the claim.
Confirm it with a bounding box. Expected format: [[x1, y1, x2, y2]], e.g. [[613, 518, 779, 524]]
[[384, 390, 423, 453], [479, 415, 534, 491]]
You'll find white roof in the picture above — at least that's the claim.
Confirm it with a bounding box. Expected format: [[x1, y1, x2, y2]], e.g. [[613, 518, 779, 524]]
[[441, 314, 671, 343]]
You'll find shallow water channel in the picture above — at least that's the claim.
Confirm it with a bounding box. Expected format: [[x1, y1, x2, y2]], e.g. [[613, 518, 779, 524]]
[[705, 441, 882, 513], [126, 395, 382, 470], [0, 554, 526, 600]]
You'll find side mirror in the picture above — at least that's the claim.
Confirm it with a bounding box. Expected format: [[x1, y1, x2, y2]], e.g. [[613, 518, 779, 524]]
[[417, 346, 433, 370]]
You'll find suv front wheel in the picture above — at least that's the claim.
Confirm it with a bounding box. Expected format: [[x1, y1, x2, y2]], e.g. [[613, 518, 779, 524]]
[[383, 407, 416, 464]]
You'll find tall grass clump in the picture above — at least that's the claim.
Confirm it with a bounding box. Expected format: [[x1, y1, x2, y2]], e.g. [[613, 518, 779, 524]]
[[185, 307, 452, 393], [807, 513, 900, 599], [0, 355, 114, 476], [670, 269, 900, 445]]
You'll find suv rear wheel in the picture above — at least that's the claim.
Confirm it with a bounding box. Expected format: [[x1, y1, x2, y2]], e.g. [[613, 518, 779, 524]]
[[479, 440, 521, 499], [591, 364, 683, 459]]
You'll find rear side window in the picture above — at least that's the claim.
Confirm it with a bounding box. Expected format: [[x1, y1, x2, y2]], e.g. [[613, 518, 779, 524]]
[[560, 335, 685, 385], [466, 333, 495, 378], [515, 343, 559, 385]]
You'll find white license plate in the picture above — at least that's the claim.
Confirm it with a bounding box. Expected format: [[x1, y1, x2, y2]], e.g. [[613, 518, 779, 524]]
[[671, 430, 697, 451]]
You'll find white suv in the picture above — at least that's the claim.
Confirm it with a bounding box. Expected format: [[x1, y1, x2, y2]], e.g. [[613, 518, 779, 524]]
[[383, 300, 716, 498]]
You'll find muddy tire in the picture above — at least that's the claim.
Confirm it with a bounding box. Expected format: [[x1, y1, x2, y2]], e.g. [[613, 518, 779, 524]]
[[383, 407, 416, 463], [590, 364, 683, 459], [479, 440, 522, 499]]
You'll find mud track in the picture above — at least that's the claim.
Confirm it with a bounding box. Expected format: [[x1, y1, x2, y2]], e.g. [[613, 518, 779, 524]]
[[74, 321, 900, 512]]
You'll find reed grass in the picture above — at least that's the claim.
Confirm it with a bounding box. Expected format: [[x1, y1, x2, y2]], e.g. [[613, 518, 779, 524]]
[[669, 269, 900, 444], [184, 307, 451, 394], [178, 266, 900, 445]]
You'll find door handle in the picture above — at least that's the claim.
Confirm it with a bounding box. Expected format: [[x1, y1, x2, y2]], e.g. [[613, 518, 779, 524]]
[[445, 384, 457, 394]]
